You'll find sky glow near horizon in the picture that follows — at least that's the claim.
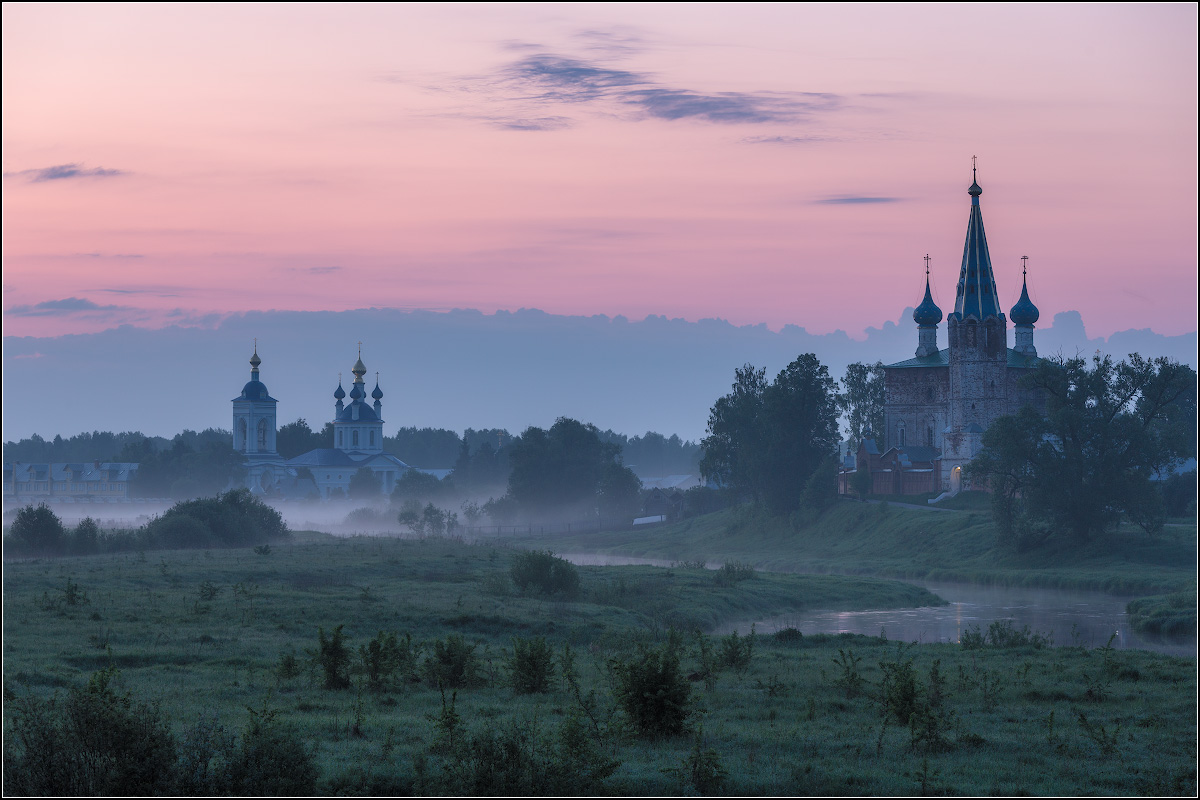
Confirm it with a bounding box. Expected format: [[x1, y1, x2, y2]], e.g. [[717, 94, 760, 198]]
[[3, 4, 1197, 340]]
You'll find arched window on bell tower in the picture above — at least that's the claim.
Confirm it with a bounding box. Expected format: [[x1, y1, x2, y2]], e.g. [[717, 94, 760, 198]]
[[257, 419, 267, 448], [238, 419, 247, 452], [352, 430, 359, 448]]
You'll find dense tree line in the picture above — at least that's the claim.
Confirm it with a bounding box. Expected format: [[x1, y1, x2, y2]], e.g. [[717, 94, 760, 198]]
[[969, 353, 1196, 548], [3, 430, 171, 464], [117, 430, 244, 498]]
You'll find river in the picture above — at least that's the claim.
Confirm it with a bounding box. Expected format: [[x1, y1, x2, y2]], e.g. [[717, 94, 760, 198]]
[[557, 553, 1195, 658]]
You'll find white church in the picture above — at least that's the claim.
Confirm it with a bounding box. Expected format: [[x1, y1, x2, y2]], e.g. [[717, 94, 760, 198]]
[[231, 345, 411, 499]]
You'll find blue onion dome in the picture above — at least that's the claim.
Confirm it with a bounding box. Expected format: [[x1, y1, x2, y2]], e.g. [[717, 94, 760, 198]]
[[1010, 276, 1040, 325], [372, 381, 383, 400], [337, 403, 378, 422], [349, 383, 364, 401], [913, 277, 943, 326], [968, 177, 982, 197], [334, 382, 346, 400], [241, 379, 269, 400]]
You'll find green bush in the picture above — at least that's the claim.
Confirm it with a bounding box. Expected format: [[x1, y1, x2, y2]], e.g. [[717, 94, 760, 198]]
[[416, 715, 619, 796], [510, 636, 556, 694], [713, 561, 755, 587], [318, 625, 352, 690], [510, 550, 580, 597], [717, 627, 755, 672], [610, 632, 692, 738], [423, 634, 482, 689], [72, 517, 100, 555], [7, 503, 67, 556], [359, 631, 418, 692], [229, 706, 319, 795], [3, 668, 177, 796], [145, 489, 289, 550]]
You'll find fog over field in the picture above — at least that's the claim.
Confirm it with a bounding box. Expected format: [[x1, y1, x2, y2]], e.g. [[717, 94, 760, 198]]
[[4, 306, 1193, 443]]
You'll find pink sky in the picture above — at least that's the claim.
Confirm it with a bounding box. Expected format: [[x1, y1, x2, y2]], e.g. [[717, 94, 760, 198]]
[[3, 4, 1196, 339]]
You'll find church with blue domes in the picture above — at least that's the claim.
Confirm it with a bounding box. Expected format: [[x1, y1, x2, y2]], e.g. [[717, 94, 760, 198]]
[[848, 165, 1047, 497], [232, 345, 411, 498]]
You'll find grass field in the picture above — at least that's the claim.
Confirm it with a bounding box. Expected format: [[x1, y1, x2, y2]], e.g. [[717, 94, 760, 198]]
[[509, 499, 1198, 596], [4, 532, 1196, 795]]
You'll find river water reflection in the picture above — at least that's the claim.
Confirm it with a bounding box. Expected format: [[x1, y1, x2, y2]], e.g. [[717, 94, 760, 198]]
[[557, 554, 1195, 658]]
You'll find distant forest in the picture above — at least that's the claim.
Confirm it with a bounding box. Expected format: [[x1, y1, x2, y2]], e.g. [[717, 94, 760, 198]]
[[3, 423, 701, 478]]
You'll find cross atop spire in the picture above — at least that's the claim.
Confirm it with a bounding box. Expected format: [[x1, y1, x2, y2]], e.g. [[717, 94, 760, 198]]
[[1021, 255, 1028, 277]]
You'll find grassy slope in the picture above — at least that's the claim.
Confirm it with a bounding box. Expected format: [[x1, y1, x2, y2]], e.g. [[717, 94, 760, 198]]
[[510, 500, 1197, 595], [4, 533, 1196, 795]]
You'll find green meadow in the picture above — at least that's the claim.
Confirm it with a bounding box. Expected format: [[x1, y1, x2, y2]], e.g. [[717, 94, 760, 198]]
[[3, 531, 1196, 795]]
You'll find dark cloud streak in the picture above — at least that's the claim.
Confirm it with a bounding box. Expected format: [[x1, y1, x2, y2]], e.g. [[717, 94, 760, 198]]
[[3, 163, 127, 183], [818, 196, 902, 205], [483, 53, 843, 127]]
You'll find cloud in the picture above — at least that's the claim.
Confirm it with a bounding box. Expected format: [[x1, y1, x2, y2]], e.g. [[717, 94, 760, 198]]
[[6, 297, 128, 316], [626, 88, 834, 124], [817, 196, 902, 204], [77, 252, 144, 259], [475, 53, 843, 127], [488, 115, 572, 131], [3, 163, 127, 182], [505, 54, 642, 102], [741, 134, 843, 145]]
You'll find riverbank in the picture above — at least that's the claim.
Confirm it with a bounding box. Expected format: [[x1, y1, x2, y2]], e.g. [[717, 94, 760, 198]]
[[505, 500, 1197, 597]]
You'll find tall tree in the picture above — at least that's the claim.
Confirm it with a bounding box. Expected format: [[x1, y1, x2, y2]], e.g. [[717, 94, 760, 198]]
[[276, 418, 328, 459], [506, 418, 639, 516], [837, 362, 886, 449], [700, 364, 768, 500], [969, 353, 1196, 547], [700, 355, 840, 513]]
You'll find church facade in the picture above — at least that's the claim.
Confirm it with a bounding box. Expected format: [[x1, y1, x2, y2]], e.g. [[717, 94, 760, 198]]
[[846, 168, 1045, 496], [232, 346, 410, 499]]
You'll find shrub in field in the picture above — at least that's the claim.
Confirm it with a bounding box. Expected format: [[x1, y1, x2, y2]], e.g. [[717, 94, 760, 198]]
[[713, 561, 755, 587], [146, 488, 289, 550], [878, 646, 921, 725], [3, 667, 177, 796], [510, 636, 556, 694], [228, 705, 319, 795], [610, 631, 692, 738], [7, 503, 67, 555], [360, 631, 418, 692], [417, 714, 619, 796], [423, 634, 482, 689], [831, 648, 864, 699], [666, 727, 727, 795], [961, 619, 1051, 649], [72, 517, 100, 555], [510, 550, 580, 597], [318, 625, 352, 690], [717, 626, 755, 672]]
